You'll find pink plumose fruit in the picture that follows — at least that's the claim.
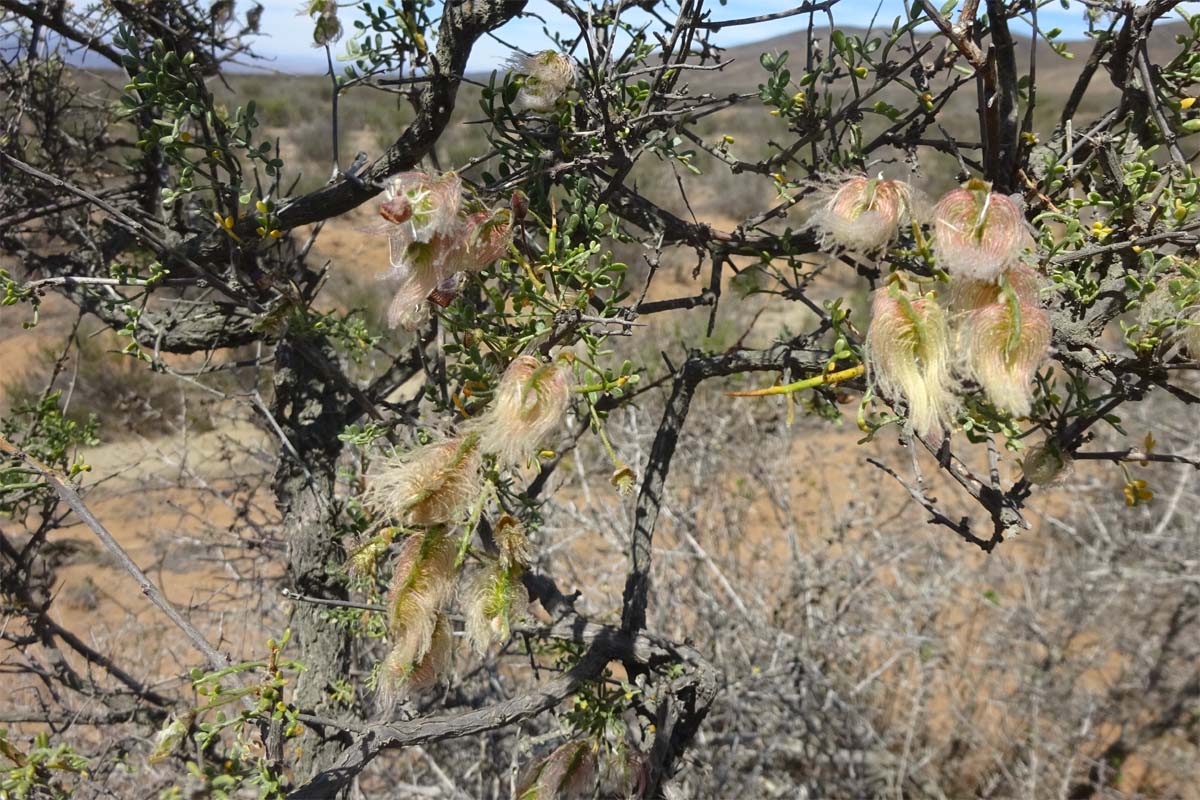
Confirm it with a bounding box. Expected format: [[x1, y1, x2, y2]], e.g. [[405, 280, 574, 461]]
[[933, 180, 1033, 281], [866, 282, 958, 437], [805, 175, 920, 253], [472, 355, 571, 468]]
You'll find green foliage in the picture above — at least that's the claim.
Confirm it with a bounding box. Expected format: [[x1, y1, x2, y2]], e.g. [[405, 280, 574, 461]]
[[343, 0, 435, 80], [155, 632, 305, 800], [114, 27, 285, 224], [0, 391, 98, 519], [0, 730, 90, 800]]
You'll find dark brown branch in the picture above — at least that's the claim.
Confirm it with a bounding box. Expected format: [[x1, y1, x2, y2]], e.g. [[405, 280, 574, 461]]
[[0, 152, 251, 306], [983, 0, 1021, 191], [1072, 450, 1200, 468], [286, 640, 612, 799], [186, 0, 528, 269], [867, 457, 994, 550], [0, 0, 123, 64], [620, 345, 832, 633]]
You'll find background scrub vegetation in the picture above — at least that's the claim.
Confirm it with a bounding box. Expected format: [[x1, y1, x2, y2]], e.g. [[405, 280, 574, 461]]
[[1, 0, 1199, 797]]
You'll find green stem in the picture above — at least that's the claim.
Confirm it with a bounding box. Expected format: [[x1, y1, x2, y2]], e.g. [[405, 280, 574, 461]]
[[726, 364, 866, 397], [585, 396, 623, 469], [999, 273, 1024, 361], [574, 375, 630, 393], [455, 481, 493, 569]]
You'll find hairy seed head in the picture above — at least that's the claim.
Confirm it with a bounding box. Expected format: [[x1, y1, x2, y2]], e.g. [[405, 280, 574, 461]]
[[494, 514, 533, 569], [463, 561, 529, 654], [933, 181, 1032, 281], [805, 175, 919, 253], [382, 171, 463, 243], [379, 197, 509, 330], [149, 713, 194, 764], [365, 434, 482, 526], [508, 51, 576, 113], [958, 289, 1051, 417], [866, 283, 958, 437], [463, 208, 514, 270], [347, 534, 392, 579], [1020, 442, 1072, 487], [384, 529, 457, 670], [311, 10, 340, 45], [517, 740, 598, 800], [383, 237, 448, 329], [473, 356, 571, 467], [441, 209, 513, 276], [300, 0, 341, 46], [949, 264, 1043, 310], [381, 612, 452, 702]]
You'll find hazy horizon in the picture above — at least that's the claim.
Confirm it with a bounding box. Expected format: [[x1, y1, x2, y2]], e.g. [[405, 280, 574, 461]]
[[3, 0, 1193, 75]]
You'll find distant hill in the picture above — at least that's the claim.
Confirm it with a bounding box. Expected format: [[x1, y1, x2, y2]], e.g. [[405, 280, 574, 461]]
[[680, 21, 1191, 109]]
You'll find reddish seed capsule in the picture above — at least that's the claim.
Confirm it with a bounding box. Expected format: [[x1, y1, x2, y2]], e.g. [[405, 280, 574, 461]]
[[510, 191, 528, 224], [379, 196, 413, 225]]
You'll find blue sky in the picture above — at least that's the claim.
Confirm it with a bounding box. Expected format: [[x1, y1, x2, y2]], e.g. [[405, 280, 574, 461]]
[[243, 0, 1146, 73]]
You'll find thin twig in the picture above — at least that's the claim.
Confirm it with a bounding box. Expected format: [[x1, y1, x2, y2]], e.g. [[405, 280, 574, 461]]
[[0, 435, 232, 672]]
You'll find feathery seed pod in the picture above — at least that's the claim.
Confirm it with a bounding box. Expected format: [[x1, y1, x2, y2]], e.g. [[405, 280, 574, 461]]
[[516, 740, 598, 800], [493, 514, 533, 569], [461, 208, 514, 271], [381, 612, 452, 700], [311, 10, 341, 45], [376, 171, 462, 329], [866, 281, 958, 437], [383, 529, 457, 672], [378, 185, 511, 329], [1020, 442, 1072, 487], [384, 237, 452, 329], [956, 273, 1051, 417], [473, 355, 571, 467], [508, 51, 576, 112], [933, 179, 1033, 281], [949, 263, 1043, 310], [804, 175, 921, 253], [382, 171, 463, 244], [365, 434, 482, 526], [463, 561, 529, 653], [346, 533, 392, 579], [300, 0, 341, 46], [149, 713, 194, 764]]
